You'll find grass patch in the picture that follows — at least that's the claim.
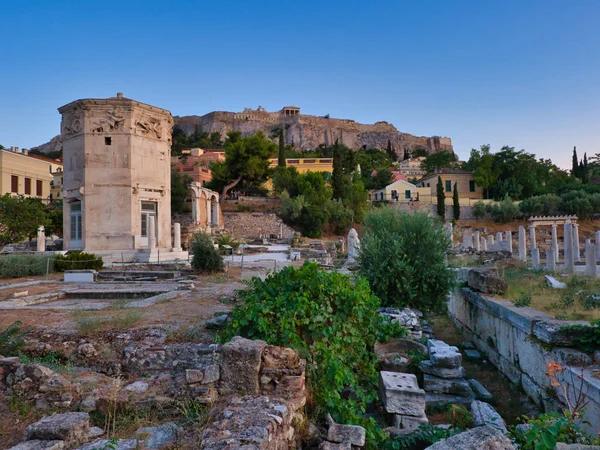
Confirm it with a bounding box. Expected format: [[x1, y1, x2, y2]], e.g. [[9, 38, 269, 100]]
[[72, 310, 143, 335], [17, 351, 73, 374]]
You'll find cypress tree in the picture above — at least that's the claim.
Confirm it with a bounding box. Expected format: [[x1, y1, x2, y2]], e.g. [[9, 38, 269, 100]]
[[436, 176, 445, 219], [452, 182, 460, 221], [583, 152, 588, 183], [386, 140, 395, 161], [278, 129, 286, 167], [572, 147, 579, 178]]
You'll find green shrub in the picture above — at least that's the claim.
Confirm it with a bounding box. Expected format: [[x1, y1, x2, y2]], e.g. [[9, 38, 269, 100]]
[[222, 262, 404, 445], [0, 321, 30, 356], [472, 201, 486, 221], [190, 231, 223, 273], [382, 423, 459, 449], [358, 208, 454, 312], [298, 204, 329, 238], [54, 251, 103, 272], [215, 234, 240, 254], [563, 319, 600, 353], [514, 292, 532, 307], [328, 198, 353, 235], [485, 196, 519, 223], [0, 254, 54, 278]]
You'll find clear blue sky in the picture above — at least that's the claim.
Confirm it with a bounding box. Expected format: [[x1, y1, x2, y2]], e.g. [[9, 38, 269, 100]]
[[1, 0, 598, 169]]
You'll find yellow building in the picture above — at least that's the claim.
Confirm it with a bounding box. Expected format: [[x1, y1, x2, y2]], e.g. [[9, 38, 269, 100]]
[[51, 167, 64, 201], [268, 157, 333, 174], [369, 179, 424, 202], [0, 147, 62, 201], [416, 169, 484, 205]]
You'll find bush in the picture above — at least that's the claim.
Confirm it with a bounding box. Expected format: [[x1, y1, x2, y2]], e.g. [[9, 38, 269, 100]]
[[190, 231, 223, 273], [519, 194, 561, 217], [222, 263, 405, 445], [298, 204, 329, 238], [328, 199, 353, 235], [54, 251, 103, 272], [0, 254, 54, 278], [358, 208, 454, 312], [564, 319, 600, 353], [485, 196, 519, 223], [0, 321, 30, 356], [472, 201, 486, 221]]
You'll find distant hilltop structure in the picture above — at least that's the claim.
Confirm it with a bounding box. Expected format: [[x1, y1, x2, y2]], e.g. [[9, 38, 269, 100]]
[[174, 105, 453, 156]]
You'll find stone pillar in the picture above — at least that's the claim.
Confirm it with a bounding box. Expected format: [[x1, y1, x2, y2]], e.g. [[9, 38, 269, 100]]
[[206, 200, 212, 229], [551, 224, 558, 262], [481, 237, 487, 251], [446, 222, 453, 246], [473, 231, 480, 251], [586, 243, 597, 277], [496, 232, 503, 245], [148, 216, 156, 250], [487, 235, 494, 249], [173, 222, 182, 252], [529, 226, 536, 249], [546, 249, 556, 272], [506, 231, 513, 254], [573, 224, 580, 262], [518, 226, 526, 262], [531, 248, 540, 268], [564, 223, 574, 273], [596, 231, 600, 262], [462, 235, 473, 249], [36, 226, 45, 252]]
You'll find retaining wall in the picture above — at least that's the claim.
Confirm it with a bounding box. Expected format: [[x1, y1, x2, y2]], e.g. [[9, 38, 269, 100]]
[[448, 269, 600, 433]]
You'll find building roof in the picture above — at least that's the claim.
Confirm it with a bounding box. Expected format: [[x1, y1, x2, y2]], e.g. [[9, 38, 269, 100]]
[[27, 153, 63, 165], [417, 168, 473, 183]]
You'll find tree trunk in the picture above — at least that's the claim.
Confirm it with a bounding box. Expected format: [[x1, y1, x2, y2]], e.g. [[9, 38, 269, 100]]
[[221, 176, 243, 200]]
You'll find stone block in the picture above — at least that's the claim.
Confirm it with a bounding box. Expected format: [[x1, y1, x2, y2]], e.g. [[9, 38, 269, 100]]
[[379, 371, 426, 416], [202, 364, 220, 384], [8, 441, 65, 450], [471, 400, 507, 433], [327, 423, 366, 446], [423, 374, 473, 397], [425, 425, 515, 449], [533, 320, 590, 346], [555, 444, 600, 449], [319, 442, 351, 450], [468, 379, 493, 402], [76, 439, 141, 450], [135, 422, 179, 449], [425, 393, 474, 408], [185, 369, 204, 384], [219, 336, 266, 395], [420, 360, 465, 379], [430, 347, 462, 369], [467, 268, 508, 295], [464, 349, 482, 360], [25, 412, 90, 446], [393, 413, 428, 431]]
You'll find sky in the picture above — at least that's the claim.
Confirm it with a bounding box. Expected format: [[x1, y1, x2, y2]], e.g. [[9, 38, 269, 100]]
[[1, 0, 599, 169]]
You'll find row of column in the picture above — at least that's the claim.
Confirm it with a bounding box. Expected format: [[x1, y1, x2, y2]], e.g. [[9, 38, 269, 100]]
[[147, 218, 182, 252], [460, 230, 513, 253]]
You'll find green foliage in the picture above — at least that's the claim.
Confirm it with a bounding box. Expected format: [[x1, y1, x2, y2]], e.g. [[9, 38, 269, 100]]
[[485, 196, 519, 223], [472, 200, 486, 221], [0, 254, 54, 278], [519, 194, 561, 217], [331, 144, 357, 201], [55, 251, 103, 272], [452, 182, 460, 221], [358, 208, 454, 312], [354, 148, 393, 188], [510, 412, 600, 449], [450, 404, 474, 429], [0, 194, 52, 246], [514, 292, 532, 307], [278, 129, 286, 167], [368, 168, 394, 190], [436, 176, 445, 218], [0, 321, 30, 356], [563, 319, 600, 353], [171, 171, 193, 214], [215, 234, 240, 254], [420, 151, 458, 174], [190, 231, 224, 273], [328, 199, 354, 235], [222, 263, 404, 443], [298, 204, 329, 238], [386, 139, 396, 162], [171, 124, 222, 155], [280, 190, 306, 223], [382, 423, 459, 449]]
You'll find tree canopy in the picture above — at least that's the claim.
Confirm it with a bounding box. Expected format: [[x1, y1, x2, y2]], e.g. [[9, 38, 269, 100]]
[[0, 195, 53, 246]]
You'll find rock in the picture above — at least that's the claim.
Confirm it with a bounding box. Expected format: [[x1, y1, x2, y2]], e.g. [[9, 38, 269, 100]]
[[393, 414, 428, 431], [10, 290, 29, 298], [425, 393, 474, 407], [421, 360, 465, 379], [77, 343, 97, 358], [8, 441, 65, 450], [185, 369, 204, 384], [545, 275, 567, 289], [24, 412, 90, 446], [555, 444, 600, 449], [468, 379, 493, 402], [461, 342, 476, 349], [594, 350, 600, 364], [202, 364, 220, 384], [533, 320, 590, 346], [76, 439, 141, 450], [327, 422, 366, 446], [319, 442, 351, 450], [205, 314, 228, 329], [425, 425, 515, 449], [379, 371, 426, 416], [429, 345, 462, 369], [464, 349, 482, 360], [423, 374, 474, 397], [219, 336, 266, 395], [124, 381, 149, 394], [467, 269, 508, 295], [26, 364, 56, 381], [471, 400, 507, 433], [88, 427, 104, 439], [135, 422, 179, 449]]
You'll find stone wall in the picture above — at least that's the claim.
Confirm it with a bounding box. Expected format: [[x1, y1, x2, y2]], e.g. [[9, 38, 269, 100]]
[[447, 270, 600, 433], [224, 212, 295, 240]]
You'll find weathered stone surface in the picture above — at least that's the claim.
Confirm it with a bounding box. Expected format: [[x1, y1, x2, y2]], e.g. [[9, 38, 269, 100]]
[[205, 314, 228, 329], [24, 412, 90, 445], [464, 349, 482, 360], [76, 439, 141, 450], [327, 422, 366, 446], [319, 442, 352, 450], [471, 400, 507, 433], [468, 379, 493, 402], [425, 425, 515, 449], [429, 346, 462, 369], [533, 320, 590, 346], [135, 422, 179, 449], [219, 336, 266, 395], [423, 374, 473, 397], [77, 343, 97, 358], [555, 444, 600, 449], [9, 441, 65, 450], [467, 269, 508, 295], [425, 393, 474, 407], [421, 360, 465, 379], [185, 369, 204, 384], [124, 381, 148, 394], [379, 371, 426, 416], [545, 275, 567, 289], [393, 413, 428, 431]]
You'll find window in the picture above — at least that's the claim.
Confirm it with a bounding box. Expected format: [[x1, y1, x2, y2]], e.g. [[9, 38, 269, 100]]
[[427, 183, 430, 187], [24, 178, 31, 195], [11, 175, 18, 193], [405, 189, 411, 199], [70, 201, 82, 246], [469, 180, 475, 192], [36, 180, 43, 196], [445, 180, 452, 192], [141, 201, 158, 239], [105, 137, 112, 145]]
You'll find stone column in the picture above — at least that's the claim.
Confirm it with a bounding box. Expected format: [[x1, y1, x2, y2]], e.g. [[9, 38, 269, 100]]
[[506, 231, 513, 254], [173, 222, 182, 252], [487, 235, 494, 250], [36, 226, 45, 252], [473, 231, 480, 251], [564, 223, 574, 273], [551, 224, 558, 262], [531, 248, 540, 268], [586, 243, 597, 277], [518, 226, 526, 262], [446, 222, 453, 246], [148, 216, 156, 250], [462, 235, 473, 249], [495, 232, 503, 245], [529, 226, 536, 249], [573, 224, 581, 262], [206, 200, 212, 229], [546, 249, 556, 272], [481, 237, 487, 251], [596, 231, 600, 262]]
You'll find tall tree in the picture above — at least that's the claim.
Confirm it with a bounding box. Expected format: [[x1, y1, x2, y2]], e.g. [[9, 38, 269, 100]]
[[583, 152, 589, 183], [436, 176, 445, 219], [278, 129, 286, 167], [386, 140, 396, 161], [0, 195, 51, 246], [572, 146, 579, 178], [420, 151, 458, 174], [171, 171, 193, 214], [331, 144, 355, 200], [452, 182, 460, 221]]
